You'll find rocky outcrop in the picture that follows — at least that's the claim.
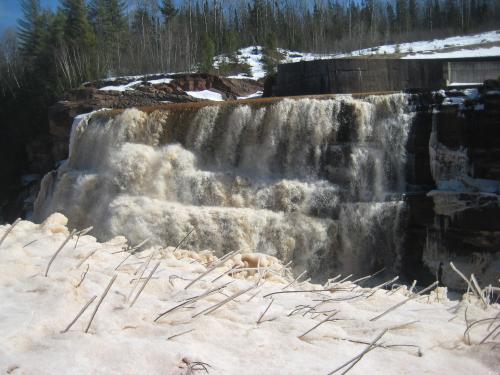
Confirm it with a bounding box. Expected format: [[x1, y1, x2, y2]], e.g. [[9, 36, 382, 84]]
[[3, 73, 263, 219], [165, 73, 262, 97], [49, 74, 263, 167], [416, 82, 500, 290]]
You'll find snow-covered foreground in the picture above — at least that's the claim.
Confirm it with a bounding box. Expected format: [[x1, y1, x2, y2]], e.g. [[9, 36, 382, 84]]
[[0, 215, 498, 374]]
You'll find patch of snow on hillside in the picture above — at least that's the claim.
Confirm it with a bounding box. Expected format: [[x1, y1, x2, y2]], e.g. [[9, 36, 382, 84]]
[[186, 89, 224, 101], [99, 80, 142, 91], [347, 30, 500, 58], [0, 215, 498, 374], [402, 46, 500, 59], [237, 91, 263, 100], [220, 30, 500, 74], [148, 78, 173, 85], [215, 46, 267, 80]]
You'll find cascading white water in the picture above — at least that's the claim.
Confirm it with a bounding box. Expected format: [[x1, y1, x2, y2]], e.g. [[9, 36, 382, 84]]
[[35, 94, 412, 278]]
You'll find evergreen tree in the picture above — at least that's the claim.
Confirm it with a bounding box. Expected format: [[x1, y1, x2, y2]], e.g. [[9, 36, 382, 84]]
[[408, 0, 418, 31], [395, 0, 409, 36], [18, 0, 46, 63], [160, 0, 178, 25], [262, 31, 280, 76], [60, 0, 95, 48], [386, 2, 397, 38], [199, 32, 215, 73]]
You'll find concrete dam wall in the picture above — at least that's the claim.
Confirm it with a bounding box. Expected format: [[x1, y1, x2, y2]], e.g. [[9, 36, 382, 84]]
[[270, 57, 500, 96]]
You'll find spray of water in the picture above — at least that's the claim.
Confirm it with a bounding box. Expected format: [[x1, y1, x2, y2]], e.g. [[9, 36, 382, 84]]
[[35, 94, 412, 278]]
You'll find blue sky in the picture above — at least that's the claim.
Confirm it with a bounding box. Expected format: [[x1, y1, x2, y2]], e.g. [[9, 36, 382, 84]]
[[0, 0, 58, 34]]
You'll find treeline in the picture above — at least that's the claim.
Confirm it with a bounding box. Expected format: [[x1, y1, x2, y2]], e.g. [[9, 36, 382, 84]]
[[2, 0, 500, 95]]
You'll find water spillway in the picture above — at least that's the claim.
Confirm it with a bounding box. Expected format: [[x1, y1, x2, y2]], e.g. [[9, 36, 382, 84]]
[[34, 94, 413, 279]]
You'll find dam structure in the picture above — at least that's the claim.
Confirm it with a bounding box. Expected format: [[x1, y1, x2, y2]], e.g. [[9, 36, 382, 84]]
[[35, 94, 414, 280]]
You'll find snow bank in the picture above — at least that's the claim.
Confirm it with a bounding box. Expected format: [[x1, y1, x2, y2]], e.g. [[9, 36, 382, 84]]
[[99, 80, 142, 92], [237, 91, 263, 100], [0, 215, 498, 374], [348, 30, 500, 58], [186, 90, 224, 101], [402, 46, 500, 59], [148, 78, 173, 85], [217, 30, 500, 79]]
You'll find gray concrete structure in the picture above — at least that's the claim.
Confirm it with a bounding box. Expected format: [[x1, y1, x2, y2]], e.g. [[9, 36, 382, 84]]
[[271, 57, 500, 96], [446, 59, 500, 84]]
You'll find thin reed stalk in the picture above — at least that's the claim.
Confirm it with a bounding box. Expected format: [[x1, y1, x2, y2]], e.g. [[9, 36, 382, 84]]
[[85, 274, 117, 333], [45, 229, 76, 277], [61, 295, 97, 333]]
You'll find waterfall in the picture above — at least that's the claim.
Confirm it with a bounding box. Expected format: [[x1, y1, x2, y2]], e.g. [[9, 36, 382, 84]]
[[35, 94, 412, 278]]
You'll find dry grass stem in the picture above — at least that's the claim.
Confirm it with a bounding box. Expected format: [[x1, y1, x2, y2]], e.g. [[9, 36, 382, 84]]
[[184, 250, 241, 290], [61, 295, 97, 333], [44, 229, 76, 277], [352, 267, 386, 285], [211, 265, 241, 283], [130, 262, 160, 307], [85, 274, 117, 333], [263, 287, 348, 299], [246, 282, 266, 302], [257, 299, 274, 324], [23, 236, 50, 248], [76, 248, 98, 268], [338, 274, 353, 283], [282, 270, 307, 290], [337, 336, 421, 356], [387, 320, 419, 331], [449, 262, 481, 301], [464, 316, 500, 344], [76, 264, 89, 288], [73, 226, 93, 249], [187, 361, 211, 374], [324, 275, 342, 288], [409, 280, 417, 294], [388, 285, 405, 296], [173, 228, 195, 252], [298, 310, 338, 339], [192, 285, 254, 318], [327, 329, 388, 375], [370, 281, 438, 322], [470, 274, 488, 308], [480, 323, 500, 344], [0, 218, 21, 247], [127, 252, 155, 302], [365, 276, 399, 298], [167, 328, 195, 340], [155, 283, 231, 322]]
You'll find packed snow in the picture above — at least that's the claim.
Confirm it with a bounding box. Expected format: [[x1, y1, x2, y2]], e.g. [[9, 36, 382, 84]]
[[237, 91, 263, 100], [346, 30, 500, 58], [0, 215, 498, 374], [147, 78, 173, 85], [402, 46, 500, 59], [185, 89, 224, 101], [99, 80, 142, 92]]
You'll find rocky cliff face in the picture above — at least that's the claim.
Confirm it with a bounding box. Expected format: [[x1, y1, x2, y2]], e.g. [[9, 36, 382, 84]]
[[14, 73, 500, 291], [49, 74, 262, 163], [1, 74, 263, 220], [406, 83, 500, 290]]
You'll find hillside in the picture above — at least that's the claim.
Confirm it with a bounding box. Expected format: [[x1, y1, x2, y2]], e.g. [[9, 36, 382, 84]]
[[214, 30, 500, 80]]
